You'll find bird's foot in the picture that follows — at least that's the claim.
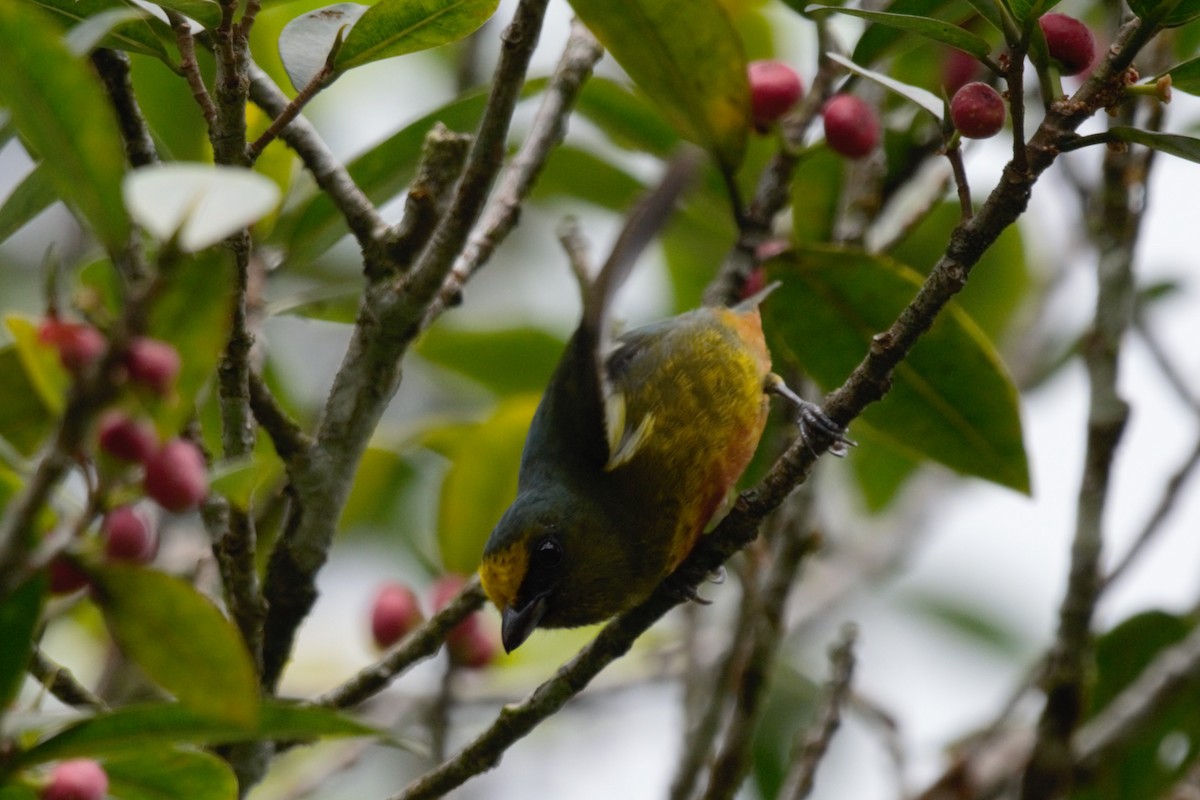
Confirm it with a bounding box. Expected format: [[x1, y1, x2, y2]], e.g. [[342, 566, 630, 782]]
[[764, 374, 856, 457]]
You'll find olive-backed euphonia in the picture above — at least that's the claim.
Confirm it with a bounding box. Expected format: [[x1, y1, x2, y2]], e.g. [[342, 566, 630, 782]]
[[479, 154, 849, 652]]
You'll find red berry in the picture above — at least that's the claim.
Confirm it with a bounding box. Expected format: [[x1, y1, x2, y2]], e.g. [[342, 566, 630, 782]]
[[822, 94, 881, 159], [39, 319, 106, 373], [42, 759, 108, 800], [97, 411, 158, 463], [102, 506, 156, 563], [124, 337, 181, 395], [748, 60, 803, 128], [1039, 13, 1095, 76], [371, 582, 424, 649], [47, 556, 89, 595], [143, 439, 208, 512], [431, 575, 497, 669], [446, 615, 498, 669], [950, 82, 1007, 139], [942, 48, 982, 96]]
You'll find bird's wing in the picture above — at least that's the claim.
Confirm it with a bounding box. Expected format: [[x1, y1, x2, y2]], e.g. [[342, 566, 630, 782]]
[[577, 149, 699, 469]]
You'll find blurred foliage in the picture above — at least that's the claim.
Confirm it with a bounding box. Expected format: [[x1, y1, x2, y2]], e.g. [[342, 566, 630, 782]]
[[3, 0, 1200, 796]]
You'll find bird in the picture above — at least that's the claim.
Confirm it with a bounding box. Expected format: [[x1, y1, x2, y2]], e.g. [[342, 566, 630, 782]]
[[478, 153, 850, 653]]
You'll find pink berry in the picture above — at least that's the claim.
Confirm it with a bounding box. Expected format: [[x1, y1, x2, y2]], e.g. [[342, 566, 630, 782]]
[[39, 319, 106, 373], [97, 411, 158, 463], [822, 94, 881, 159], [102, 506, 156, 563], [42, 759, 108, 800], [950, 82, 1007, 139], [431, 575, 497, 669], [371, 582, 424, 649], [47, 556, 89, 595], [124, 337, 181, 395], [446, 615, 498, 669], [143, 438, 208, 512], [942, 48, 982, 96], [1039, 13, 1095, 76], [748, 60, 804, 128]]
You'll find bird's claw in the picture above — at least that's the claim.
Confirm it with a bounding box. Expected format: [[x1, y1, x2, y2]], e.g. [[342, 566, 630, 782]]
[[764, 374, 856, 457], [798, 402, 856, 457]]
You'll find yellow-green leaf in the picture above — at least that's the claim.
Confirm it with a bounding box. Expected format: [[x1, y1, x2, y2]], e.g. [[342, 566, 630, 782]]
[[430, 395, 539, 574], [334, 0, 499, 72], [0, 2, 131, 251], [90, 565, 260, 727], [567, 0, 750, 171]]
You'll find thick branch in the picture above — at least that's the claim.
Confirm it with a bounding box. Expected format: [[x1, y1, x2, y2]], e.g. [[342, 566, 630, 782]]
[[257, 0, 551, 692]]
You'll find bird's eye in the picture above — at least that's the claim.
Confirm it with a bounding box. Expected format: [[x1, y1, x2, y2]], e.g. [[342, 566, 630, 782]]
[[533, 537, 563, 569]]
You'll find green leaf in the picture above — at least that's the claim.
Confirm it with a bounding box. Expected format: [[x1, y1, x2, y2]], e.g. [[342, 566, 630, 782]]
[[142, 0, 222, 30], [1129, 0, 1200, 28], [1166, 55, 1200, 96], [13, 701, 378, 767], [418, 326, 564, 396], [0, 345, 57, 456], [764, 246, 1030, 493], [272, 85, 514, 264], [826, 52, 944, 119], [65, 7, 150, 56], [0, 2, 132, 251], [809, 5, 991, 58], [531, 145, 645, 211], [848, 424, 921, 510], [902, 590, 1028, 654], [123, 165, 281, 253], [89, 565, 260, 727], [574, 76, 682, 156], [430, 395, 539, 574], [1077, 611, 1200, 800], [267, 284, 361, 323], [6, 316, 69, 416], [146, 250, 237, 430], [1005, 0, 1062, 23], [0, 786, 37, 800], [334, 0, 499, 71], [0, 163, 56, 244], [279, 3, 369, 91], [567, 0, 750, 171], [0, 576, 46, 710], [1105, 126, 1200, 163], [32, 0, 176, 64], [105, 748, 238, 800]]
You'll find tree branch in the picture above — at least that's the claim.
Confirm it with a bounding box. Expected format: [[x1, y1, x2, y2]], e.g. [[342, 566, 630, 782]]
[[258, 0, 552, 693]]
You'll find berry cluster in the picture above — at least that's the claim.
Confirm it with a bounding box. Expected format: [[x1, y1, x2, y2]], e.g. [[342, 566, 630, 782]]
[[370, 575, 499, 669], [744, 12, 1097, 154], [37, 316, 209, 594]]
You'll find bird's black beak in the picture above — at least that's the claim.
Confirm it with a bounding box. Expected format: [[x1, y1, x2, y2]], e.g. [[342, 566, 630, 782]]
[[501, 594, 547, 653]]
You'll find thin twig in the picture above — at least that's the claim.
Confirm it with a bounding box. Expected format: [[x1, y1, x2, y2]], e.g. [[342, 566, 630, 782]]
[[945, 142, 974, 221], [166, 10, 218, 129], [246, 63, 388, 249], [701, 495, 820, 800], [248, 65, 335, 161], [315, 579, 486, 710], [28, 647, 108, 711], [247, 370, 312, 462], [1018, 71, 1148, 800], [779, 624, 858, 800], [90, 48, 160, 168], [424, 19, 604, 324], [1103, 433, 1200, 590]]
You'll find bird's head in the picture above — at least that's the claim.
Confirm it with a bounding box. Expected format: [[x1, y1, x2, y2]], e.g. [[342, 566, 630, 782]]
[[479, 489, 633, 652]]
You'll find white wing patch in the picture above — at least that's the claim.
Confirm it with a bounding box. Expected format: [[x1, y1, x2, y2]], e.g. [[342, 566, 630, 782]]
[[603, 390, 655, 471]]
